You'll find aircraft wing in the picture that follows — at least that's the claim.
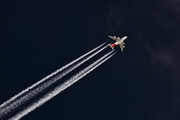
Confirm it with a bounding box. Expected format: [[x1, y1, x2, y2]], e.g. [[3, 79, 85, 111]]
[[108, 36, 118, 41], [119, 42, 125, 52]]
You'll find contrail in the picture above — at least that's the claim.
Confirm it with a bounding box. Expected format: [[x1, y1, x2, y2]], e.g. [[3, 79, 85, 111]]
[[0, 42, 106, 109], [0, 43, 108, 118], [9, 50, 116, 120]]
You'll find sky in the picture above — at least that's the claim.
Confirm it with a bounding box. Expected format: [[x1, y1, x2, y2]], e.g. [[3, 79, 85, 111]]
[[1, 0, 180, 120]]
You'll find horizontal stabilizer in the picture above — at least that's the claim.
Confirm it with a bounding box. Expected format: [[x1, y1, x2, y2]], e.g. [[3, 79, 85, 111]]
[[108, 44, 114, 50]]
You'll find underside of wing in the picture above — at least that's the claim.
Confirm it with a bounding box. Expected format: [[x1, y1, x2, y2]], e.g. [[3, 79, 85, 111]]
[[119, 44, 123, 52], [119, 42, 125, 52], [109, 36, 119, 41]]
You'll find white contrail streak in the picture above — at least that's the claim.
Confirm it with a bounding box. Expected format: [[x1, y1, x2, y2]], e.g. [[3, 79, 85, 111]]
[[0, 43, 108, 117], [9, 50, 116, 120], [0, 42, 106, 109]]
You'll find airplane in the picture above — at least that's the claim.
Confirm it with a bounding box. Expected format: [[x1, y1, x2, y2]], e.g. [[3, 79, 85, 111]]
[[108, 35, 127, 51]]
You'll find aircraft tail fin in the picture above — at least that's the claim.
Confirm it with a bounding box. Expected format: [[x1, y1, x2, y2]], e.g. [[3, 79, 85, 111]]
[[108, 44, 114, 51]]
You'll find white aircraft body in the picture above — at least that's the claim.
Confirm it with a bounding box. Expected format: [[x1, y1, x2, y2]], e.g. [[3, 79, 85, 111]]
[[108, 35, 127, 51]]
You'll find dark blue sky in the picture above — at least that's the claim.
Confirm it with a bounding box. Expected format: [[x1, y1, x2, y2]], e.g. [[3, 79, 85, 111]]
[[1, 0, 180, 120]]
